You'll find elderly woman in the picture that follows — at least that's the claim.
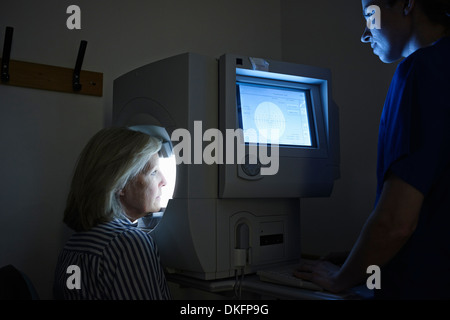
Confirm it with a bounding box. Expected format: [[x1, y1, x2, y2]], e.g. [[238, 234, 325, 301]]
[[54, 126, 171, 300]]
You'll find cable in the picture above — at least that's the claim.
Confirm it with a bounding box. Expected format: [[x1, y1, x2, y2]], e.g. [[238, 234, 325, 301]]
[[233, 267, 245, 299]]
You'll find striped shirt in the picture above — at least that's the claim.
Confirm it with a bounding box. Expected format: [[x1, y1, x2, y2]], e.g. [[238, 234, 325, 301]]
[[53, 218, 171, 300]]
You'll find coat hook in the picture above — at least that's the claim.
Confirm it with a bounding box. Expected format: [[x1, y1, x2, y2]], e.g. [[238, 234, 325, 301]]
[[73, 40, 87, 91], [1, 26, 14, 83]]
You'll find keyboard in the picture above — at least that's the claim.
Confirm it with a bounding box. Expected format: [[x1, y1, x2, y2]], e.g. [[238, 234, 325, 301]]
[[257, 264, 323, 291]]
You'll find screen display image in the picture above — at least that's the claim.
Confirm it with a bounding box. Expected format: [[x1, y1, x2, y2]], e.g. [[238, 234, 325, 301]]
[[237, 82, 314, 147]]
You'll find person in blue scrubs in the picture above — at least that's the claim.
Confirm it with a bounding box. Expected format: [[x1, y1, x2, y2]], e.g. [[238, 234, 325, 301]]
[[295, 0, 450, 299]]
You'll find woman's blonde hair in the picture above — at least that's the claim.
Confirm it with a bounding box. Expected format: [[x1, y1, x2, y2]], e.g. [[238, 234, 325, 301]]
[[63, 127, 162, 231]]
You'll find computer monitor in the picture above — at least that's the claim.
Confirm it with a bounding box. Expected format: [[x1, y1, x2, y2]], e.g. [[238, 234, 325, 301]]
[[219, 54, 339, 199], [237, 81, 314, 147], [113, 52, 339, 280]]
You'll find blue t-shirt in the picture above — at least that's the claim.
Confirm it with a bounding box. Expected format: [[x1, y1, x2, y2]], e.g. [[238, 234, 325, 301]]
[[375, 37, 450, 299]]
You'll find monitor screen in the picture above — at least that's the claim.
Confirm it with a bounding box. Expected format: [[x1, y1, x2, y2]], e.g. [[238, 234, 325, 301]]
[[236, 81, 315, 147]]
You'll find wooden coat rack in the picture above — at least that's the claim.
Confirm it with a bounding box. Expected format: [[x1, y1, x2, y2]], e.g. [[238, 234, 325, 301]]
[[1, 26, 103, 97]]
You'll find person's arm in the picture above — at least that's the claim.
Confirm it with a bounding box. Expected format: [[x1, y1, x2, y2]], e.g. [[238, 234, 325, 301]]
[[294, 173, 424, 293]]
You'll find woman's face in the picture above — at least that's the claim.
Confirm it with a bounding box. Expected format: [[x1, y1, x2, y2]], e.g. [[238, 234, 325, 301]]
[[120, 153, 167, 221], [361, 0, 412, 63]]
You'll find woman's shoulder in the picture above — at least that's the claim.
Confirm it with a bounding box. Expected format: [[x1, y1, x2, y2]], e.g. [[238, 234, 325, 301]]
[[70, 218, 154, 251], [107, 219, 156, 249]]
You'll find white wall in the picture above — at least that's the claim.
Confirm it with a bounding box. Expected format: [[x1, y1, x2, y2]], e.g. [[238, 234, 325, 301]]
[[0, 0, 281, 299], [281, 1, 398, 255]]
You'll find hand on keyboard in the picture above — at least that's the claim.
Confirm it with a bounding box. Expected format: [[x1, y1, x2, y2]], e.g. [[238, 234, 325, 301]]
[[257, 264, 323, 291], [293, 259, 342, 293]]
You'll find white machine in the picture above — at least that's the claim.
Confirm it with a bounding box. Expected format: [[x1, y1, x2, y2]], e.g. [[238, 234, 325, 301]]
[[113, 52, 340, 280]]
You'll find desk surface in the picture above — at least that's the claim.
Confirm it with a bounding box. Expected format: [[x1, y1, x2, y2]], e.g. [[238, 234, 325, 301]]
[[167, 273, 373, 300]]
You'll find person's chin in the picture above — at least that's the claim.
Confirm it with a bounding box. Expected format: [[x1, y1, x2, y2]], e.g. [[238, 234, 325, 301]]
[[376, 50, 402, 64], [151, 202, 162, 213]]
